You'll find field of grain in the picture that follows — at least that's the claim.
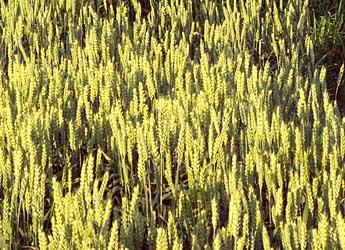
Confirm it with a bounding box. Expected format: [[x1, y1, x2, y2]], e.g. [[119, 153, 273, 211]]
[[0, 0, 344, 249]]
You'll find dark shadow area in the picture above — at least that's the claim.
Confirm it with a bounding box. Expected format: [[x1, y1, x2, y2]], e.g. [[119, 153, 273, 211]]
[[310, 0, 345, 115]]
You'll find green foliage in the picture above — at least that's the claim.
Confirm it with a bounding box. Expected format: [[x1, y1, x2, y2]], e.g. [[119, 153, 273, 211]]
[[0, 0, 344, 249]]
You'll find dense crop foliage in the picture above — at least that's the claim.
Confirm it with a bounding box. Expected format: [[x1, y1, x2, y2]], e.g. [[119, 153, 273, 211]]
[[0, 0, 344, 249]]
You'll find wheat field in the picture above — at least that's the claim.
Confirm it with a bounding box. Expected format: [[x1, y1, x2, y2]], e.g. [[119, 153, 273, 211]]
[[0, 0, 344, 249]]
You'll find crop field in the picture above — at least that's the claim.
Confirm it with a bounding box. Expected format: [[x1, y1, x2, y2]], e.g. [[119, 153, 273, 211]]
[[0, 0, 345, 249]]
